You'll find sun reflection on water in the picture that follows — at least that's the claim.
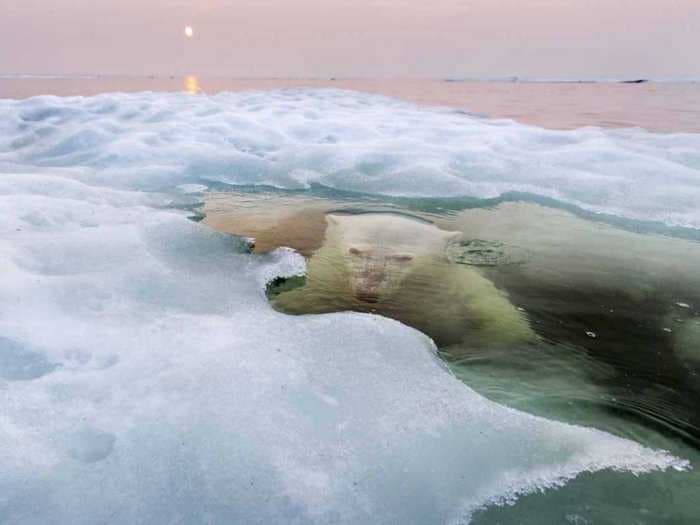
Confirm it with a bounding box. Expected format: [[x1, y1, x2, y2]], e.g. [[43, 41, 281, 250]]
[[184, 75, 201, 94]]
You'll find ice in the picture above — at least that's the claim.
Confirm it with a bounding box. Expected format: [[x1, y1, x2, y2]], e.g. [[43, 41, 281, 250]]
[[0, 90, 692, 523], [64, 427, 116, 464], [0, 173, 688, 524], [0, 337, 56, 381], [1, 90, 699, 228], [176, 183, 209, 194]]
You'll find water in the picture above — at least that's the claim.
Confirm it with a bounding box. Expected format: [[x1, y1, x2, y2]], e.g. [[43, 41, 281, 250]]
[[2, 76, 699, 132], [204, 189, 700, 523]]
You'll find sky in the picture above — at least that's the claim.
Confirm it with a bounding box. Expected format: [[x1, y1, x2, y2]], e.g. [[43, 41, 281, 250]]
[[0, 0, 698, 79]]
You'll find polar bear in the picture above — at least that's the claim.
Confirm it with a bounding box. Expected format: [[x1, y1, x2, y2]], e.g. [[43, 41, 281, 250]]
[[271, 212, 535, 349], [328, 213, 456, 303]]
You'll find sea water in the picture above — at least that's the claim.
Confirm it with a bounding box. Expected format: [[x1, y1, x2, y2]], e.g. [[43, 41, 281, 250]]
[[212, 190, 700, 523]]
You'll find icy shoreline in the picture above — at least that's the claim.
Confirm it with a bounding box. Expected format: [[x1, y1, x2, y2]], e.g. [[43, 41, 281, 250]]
[[0, 90, 694, 523]]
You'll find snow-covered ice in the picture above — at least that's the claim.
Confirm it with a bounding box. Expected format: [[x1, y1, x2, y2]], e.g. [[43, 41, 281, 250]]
[[1, 89, 699, 228], [0, 90, 693, 523]]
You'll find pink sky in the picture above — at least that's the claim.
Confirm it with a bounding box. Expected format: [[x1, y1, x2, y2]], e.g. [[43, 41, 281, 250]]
[[1, 0, 698, 79]]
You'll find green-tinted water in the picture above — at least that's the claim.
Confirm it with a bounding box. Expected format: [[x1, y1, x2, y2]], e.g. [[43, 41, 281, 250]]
[[204, 189, 700, 523]]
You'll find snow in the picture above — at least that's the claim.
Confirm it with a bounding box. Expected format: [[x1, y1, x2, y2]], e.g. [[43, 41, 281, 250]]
[[0, 90, 692, 523], [1, 89, 698, 228]]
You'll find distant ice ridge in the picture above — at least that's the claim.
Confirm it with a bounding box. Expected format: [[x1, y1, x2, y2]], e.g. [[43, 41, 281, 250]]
[[1, 89, 699, 229], [0, 92, 691, 523]]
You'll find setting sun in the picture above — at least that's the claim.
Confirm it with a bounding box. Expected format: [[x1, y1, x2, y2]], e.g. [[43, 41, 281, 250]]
[[184, 26, 194, 38]]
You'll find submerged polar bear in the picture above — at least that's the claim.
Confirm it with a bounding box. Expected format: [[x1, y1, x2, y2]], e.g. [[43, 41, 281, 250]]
[[272, 212, 535, 350], [332, 213, 454, 303]]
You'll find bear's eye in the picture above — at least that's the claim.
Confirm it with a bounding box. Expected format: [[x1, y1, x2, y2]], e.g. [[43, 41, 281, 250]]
[[389, 254, 413, 262]]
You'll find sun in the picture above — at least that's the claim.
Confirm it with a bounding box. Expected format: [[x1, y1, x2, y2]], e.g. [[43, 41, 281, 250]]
[[184, 26, 194, 38]]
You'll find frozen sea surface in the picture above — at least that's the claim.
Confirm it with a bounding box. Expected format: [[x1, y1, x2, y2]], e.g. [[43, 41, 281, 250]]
[[1, 89, 699, 228], [0, 90, 694, 523]]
